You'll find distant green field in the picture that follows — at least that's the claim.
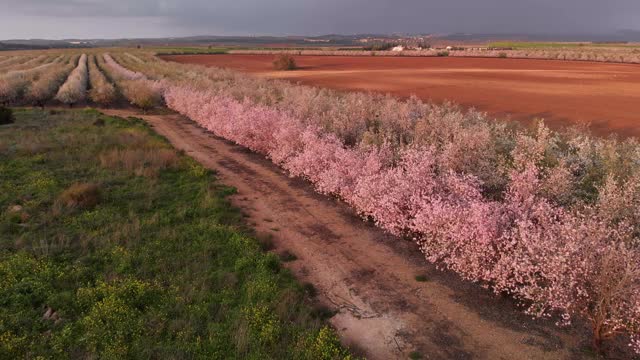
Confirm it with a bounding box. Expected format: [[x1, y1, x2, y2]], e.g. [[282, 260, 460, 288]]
[[0, 109, 353, 359], [153, 46, 334, 55], [152, 46, 229, 55]]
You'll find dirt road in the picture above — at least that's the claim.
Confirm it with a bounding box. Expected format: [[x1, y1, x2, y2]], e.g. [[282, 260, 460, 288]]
[[102, 109, 581, 359], [162, 54, 640, 137]]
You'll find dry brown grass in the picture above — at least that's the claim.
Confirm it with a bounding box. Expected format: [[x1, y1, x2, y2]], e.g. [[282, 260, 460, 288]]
[[16, 133, 55, 154], [113, 130, 152, 147], [99, 148, 179, 177], [55, 183, 101, 210], [272, 54, 297, 71]]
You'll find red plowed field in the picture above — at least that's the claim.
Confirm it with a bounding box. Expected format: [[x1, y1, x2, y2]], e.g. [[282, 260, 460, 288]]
[[162, 54, 640, 137]]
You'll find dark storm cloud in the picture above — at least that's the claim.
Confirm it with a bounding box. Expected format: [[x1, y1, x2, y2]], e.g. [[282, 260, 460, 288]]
[[1, 0, 639, 39]]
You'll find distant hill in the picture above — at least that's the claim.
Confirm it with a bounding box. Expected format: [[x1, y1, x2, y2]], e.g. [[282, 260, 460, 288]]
[[1, 32, 638, 51], [0, 39, 88, 51], [438, 32, 640, 43], [0, 42, 49, 51]]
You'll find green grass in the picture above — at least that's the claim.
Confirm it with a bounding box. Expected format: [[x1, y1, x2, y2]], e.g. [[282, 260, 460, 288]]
[[152, 46, 230, 55], [487, 41, 586, 49], [414, 275, 428, 282], [0, 109, 354, 359], [152, 46, 333, 56]]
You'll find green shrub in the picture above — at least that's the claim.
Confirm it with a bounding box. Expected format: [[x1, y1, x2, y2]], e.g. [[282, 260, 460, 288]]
[[75, 279, 163, 358], [414, 274, 428, 282], [302, 326, 354, 360], [498, 52, 508, 58], [245, 305, 281, 345], [363, 42, 397, 51], [0, 107, 14, 125], [437, 51, 449, 57]]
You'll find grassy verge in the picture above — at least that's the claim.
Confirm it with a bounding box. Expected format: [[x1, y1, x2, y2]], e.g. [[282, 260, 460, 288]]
[[0, 109, 353, 359]]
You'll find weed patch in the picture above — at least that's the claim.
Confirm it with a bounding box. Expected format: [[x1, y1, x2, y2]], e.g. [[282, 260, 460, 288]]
[[99, 148, 179, 177]]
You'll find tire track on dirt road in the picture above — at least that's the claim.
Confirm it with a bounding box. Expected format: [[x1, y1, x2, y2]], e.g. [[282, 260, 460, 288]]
[[101, 109, 581, 360]]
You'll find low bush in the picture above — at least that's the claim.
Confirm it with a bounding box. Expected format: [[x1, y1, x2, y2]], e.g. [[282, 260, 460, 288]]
[[437, 51, 450, 57], [414, 275, 428, 282], [0, 73, 29, 105], [55, 182, 101, 209], [273, 54, 297, 71]]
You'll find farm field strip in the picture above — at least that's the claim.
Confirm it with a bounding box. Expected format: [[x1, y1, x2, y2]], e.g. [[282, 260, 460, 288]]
[[87, 54, 117, 105], [228, 46, 640, 64], [0, 55, 48, 73], [0, 53, 124, 108], [2, 57, 63, 78], [0, 55, 64, 74], [102, 53, 640, 356], [25, 56, 77, 107], [0, 56, 27, 69], [0, 54, 82, 106], [101, 53, 162, 110], [55, 53, 88, 105]]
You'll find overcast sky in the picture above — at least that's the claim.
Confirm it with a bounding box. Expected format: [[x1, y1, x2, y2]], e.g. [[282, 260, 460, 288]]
[[0, 0, 639, 40]]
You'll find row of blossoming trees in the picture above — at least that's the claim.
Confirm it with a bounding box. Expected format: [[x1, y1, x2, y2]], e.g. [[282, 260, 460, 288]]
[[0, 55, 68, 105], [102, 54, 162, 111], [54, 54, 89, 105], [228, 47, 640, 64], [0, 53, 124, 108], [102, 52, 640, 354]]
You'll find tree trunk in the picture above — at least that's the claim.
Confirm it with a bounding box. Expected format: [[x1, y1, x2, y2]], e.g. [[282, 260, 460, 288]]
[[592, 322, 604, 354]]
